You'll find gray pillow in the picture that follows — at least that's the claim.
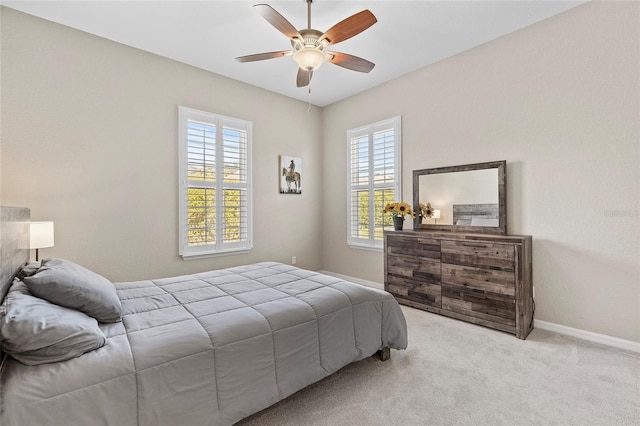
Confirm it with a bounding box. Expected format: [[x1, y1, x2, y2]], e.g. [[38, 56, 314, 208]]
[[24, 258, 122, 323], [0, 279, 106, 366], [17, 261, 41, 279]]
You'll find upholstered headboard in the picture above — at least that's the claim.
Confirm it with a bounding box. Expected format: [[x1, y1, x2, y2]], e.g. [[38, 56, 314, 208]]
[[0, 206, 30, 302], [452, 203, 499, 226]]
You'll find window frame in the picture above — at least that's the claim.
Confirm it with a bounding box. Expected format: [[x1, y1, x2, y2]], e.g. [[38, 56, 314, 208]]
[[178, 106, 252, 259], [346, 116, 402, 251]]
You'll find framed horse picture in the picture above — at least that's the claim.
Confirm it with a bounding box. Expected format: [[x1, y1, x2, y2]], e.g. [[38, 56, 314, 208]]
[[279, 155, 302, 194]]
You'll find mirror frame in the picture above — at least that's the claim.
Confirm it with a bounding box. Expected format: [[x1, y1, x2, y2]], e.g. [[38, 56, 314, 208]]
[[412, 160, 507, 235]]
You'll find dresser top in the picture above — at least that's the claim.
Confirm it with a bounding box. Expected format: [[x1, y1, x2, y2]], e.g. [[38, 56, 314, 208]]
[[384, 229, 531, 244]]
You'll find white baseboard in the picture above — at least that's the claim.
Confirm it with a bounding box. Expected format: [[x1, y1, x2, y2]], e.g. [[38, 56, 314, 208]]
[[320, 270, 640, 353], [534, 319, 640, 353], [318, 270, 384, 290]]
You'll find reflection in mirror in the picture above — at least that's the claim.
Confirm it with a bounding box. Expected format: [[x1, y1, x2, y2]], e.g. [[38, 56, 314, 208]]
[[412, 161, 506, 235], [419, 169, 498, 226]]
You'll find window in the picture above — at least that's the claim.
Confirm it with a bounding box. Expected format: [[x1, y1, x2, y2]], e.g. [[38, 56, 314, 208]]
[[178, 106, 252, 258], [347, 116, 402, 250]]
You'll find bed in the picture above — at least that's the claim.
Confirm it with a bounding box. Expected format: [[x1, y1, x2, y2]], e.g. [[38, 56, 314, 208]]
[[0, 206, 408, 426]]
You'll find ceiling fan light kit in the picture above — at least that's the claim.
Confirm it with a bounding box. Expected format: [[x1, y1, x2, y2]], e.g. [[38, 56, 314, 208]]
[[235, 0, 377, 88], [292, 28, 327, 72], [294, 48, 325, 71]]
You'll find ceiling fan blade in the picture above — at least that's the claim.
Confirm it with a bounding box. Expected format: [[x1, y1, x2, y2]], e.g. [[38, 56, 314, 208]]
[[235, 50, 292, 63], [254, 4, 301, 40], [319, 10, 377, 45], [327, 52, 375, 73], [296, 68, 312, 87]]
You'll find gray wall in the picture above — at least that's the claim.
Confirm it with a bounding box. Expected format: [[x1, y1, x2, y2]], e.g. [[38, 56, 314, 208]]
[[321, 1, 639, 343], [0, 7, 324, 281]]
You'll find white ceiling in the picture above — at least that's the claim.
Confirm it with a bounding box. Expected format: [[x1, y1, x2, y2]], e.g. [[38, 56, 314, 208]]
[[3, 1, 585, 107]]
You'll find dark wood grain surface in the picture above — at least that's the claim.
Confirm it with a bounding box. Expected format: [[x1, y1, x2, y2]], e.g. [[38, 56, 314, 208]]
[[384, 230, 533, 339]]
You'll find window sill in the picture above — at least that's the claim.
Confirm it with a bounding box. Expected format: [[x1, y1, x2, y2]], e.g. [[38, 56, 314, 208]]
[[347, 243, 383, 252], [181, 248, 252, 261]]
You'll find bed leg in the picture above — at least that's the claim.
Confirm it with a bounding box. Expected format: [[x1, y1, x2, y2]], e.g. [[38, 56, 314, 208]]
[[377, 346, 390, 361]]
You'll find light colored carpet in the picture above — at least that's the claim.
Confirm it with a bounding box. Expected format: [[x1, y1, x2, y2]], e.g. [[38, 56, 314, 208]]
[[237, 305, 640, 425]]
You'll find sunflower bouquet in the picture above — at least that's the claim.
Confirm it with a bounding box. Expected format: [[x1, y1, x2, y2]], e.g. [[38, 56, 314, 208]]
[[383, 202, 415, 218]]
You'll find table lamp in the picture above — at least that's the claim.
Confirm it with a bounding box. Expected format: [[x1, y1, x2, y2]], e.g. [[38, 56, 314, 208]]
[[30, 221, 54, 261]]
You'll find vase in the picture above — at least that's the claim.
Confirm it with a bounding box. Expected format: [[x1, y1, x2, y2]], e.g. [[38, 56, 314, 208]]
[[393, 216, 404, 231]]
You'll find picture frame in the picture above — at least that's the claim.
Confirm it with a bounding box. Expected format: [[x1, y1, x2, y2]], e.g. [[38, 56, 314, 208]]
[[280, 155, 302, 194]]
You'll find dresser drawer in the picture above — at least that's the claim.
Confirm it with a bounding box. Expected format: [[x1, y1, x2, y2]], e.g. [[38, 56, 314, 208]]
[[441, 240, 514, 272], [387, 254, 440, 283], [441, 263, 515, 297], [386, 275, 441, 308], [441, 285, 516, 327], [386, 235, 441, 259]]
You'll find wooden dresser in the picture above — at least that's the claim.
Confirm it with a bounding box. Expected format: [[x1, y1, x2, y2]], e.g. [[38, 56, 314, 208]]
[[384, 230, 533, 339]]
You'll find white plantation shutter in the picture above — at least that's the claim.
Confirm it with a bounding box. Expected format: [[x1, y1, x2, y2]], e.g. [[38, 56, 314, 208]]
[[220, 122, 249, 248], [179, 107, 252, 258], [347, 116, 401, 249], [186, 119, 216, 246]]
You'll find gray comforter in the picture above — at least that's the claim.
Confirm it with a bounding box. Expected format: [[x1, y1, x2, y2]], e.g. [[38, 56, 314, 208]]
[[1, 262, 407, 425]]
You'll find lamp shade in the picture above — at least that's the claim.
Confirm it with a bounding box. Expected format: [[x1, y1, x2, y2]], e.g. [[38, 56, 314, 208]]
[[30, 221, 54, 249], [433, 210, 441, 219]]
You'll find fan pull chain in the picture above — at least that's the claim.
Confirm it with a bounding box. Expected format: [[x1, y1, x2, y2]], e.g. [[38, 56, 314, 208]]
[[306, 68, 313, 112]]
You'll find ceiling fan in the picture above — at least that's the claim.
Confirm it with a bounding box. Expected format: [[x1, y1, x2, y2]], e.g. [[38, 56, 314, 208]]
[[235, 0, 377, 88]]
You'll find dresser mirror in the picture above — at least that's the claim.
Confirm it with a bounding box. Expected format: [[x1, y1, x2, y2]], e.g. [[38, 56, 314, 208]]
[[412, 160, 506, 234]]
